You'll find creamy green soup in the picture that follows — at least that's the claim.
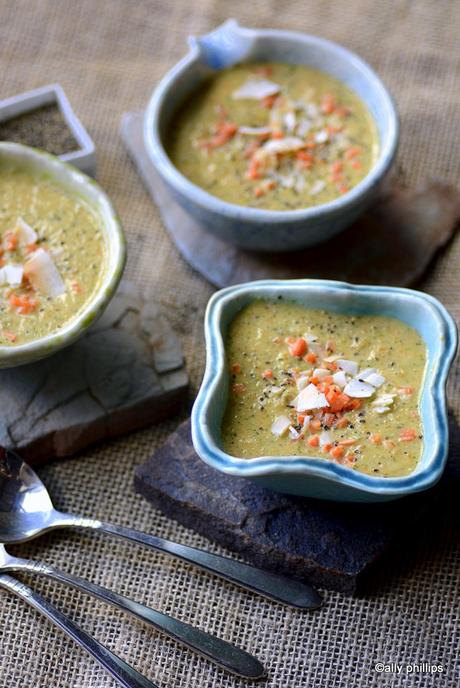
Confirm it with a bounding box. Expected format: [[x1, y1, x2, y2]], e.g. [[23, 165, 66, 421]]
[[0, 163, 106, 345], [222, 300, 426, 477], [166, 62, 379, 210]]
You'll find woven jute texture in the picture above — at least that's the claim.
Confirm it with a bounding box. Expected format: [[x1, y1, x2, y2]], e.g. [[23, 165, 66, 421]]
[[0, 1, 459, 686]]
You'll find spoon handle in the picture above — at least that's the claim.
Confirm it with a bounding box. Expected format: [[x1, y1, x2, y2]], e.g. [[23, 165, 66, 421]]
[[6, 557, 265, 679], [79, 519, 322, 610], [0, 574, 159, 688]]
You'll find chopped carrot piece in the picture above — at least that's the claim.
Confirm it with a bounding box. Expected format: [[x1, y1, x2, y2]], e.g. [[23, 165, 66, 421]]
[[398, 386, 413, 396], [330, 161, 343, 174], [324, 375, 334, 385], [3, 330, 16, 342], [305, 352, 317, 364], [297, 413, 307, 425], [338, 438, 356, 447], [9, 293, 37, 315], [324, 360, 338, 371], [324, 412, 335, 428], [201, 120, 237, 149], [232, 383, 246, 395], [262, 369, 274, 379], [4, 231, 18, 251], [288, 337, 308, 358], [321, 93, 336, 115], [71, 280, 82, 293], [322, 443, 333, 453], [345, 146, 361, 160], [399, 428, 417, 442], [254, 186, 265, 198], [351, 160, 361, 170], [25, 243, 38, 254], [369, 433, 382, 445], [384, 439, 396, 449], [330, 445, 345, 459], [253, 65, 273, 77], [246, 157, 262, 180], [309, 419, 322, 432], [339, 185, 349, 195], [308, 435, 319, 447], [261, 94, 277, 109], [309, 376, 319, 385], [336, 417, 349, 429], [271, 129, 284, 139], [349, 399, 362, 411], [231, 363, 241, 374]]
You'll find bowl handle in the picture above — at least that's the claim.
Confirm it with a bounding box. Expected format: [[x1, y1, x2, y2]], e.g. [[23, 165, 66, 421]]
[[188, 19, 255, 69]]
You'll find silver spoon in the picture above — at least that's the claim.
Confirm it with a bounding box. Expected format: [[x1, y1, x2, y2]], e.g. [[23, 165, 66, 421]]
[[0, 449, 322, 609], [0, 543, 265, 678], [0, 573, 160, 688]]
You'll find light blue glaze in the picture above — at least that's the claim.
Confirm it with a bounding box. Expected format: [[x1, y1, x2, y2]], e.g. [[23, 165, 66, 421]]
[[144, 19, 399, 252], [0, 143, 126, 368], [192, 280, 457, 502]]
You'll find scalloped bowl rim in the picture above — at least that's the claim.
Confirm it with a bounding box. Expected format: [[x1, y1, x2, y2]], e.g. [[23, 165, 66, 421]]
[[192, 279, 457, 498], [144, 20, 399, 223], [0, 142, 126, 366]]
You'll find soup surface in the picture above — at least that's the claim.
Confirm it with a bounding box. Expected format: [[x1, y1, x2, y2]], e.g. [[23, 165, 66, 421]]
[[166, 62, 379, 210], [221, 300, 426, 477], [0, 162, 106, 345]]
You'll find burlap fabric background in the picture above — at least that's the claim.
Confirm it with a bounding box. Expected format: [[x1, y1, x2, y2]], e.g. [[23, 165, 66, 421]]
[[0, 1, 459, 686]]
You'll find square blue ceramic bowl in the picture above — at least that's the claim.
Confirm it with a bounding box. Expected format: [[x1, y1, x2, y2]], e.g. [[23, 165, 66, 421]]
[[144, 20, 399, 252], [191, 280, 457, 503]]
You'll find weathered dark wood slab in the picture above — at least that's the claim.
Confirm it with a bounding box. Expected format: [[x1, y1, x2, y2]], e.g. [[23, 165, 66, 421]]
[[0, 281, 188, 465], [134, 418, 448, 595], [122, 112, 460, 288]]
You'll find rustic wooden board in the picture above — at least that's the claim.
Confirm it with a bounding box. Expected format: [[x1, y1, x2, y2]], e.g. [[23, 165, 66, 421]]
[[0, 281, 189, 465], [122, 112, 460, 288], [133, 418, 453, 595]]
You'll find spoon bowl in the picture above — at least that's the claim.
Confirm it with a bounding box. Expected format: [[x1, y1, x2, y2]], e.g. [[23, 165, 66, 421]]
[[0, 448, 71, 543]]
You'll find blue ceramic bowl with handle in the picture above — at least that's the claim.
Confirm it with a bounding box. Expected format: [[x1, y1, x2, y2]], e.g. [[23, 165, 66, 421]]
[[144, 19, 399, 252], [191, 279, 457, 503]]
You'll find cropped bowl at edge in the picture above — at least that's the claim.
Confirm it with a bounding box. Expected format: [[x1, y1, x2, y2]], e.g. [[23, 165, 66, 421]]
[[144, 19, 399, 252], [0, 142, 126, 368], [191, 279, 457, 503]]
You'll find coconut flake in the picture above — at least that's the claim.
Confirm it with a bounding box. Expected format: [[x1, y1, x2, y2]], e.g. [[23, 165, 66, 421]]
[[319, 430, 333, 447], [314, 130, 329, 144], [306, 103, 319, 118], [295, 383, 329, 412], [363, 372, 385, 388], [309, 180, 326, 196], [356, 368, 377, 381], [297, 118, 312, 138], [233, 79, 281, 100], [337, 359, 359, 375], [0, 263, 24, 287], [283, 111, 296, 133], [269, 385, 284, 396], [372, 393, 395, 406], [313, 368, 330, 380], [296, 375, 310, 392], [24, 248, 65, 298], [238, 125, 272, 136], [15, 217, 38, 246], [343, 378, 375, 398], [373, 406, 390, 414], [260, 137, 305, 155], [332, 370, 347, 389], [289, 426, 301, 440], [271, 415, 291, 437]]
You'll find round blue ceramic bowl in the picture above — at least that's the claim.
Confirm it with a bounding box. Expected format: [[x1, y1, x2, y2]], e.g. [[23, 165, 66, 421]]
[[192, 280, 457, 503], [144, 20, 399, 252]]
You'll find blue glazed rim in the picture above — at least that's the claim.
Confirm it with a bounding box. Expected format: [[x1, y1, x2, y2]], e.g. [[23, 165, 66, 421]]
[[192, 279, 458, 498], [144, 19, 399, 225]]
